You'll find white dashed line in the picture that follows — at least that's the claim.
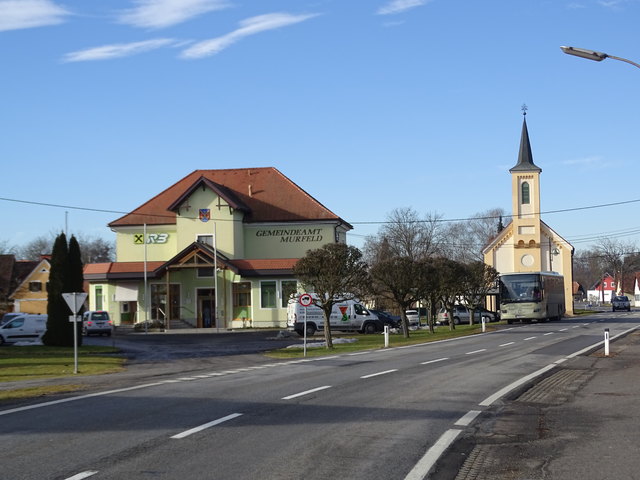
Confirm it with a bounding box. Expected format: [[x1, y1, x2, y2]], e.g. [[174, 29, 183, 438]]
[[361, 369, 397, 379], [499, 342, 515, 347], [65, 472, 98, 480], [455, 410, 481, 427], [171, 413, 243, 439], [282, 386, 332, 400], [544, 332, 554, 336], [465, 349, 486, 355], [404, 429, 462, 480], [420, 357, 449, 365], [524, 336, 536, 341]]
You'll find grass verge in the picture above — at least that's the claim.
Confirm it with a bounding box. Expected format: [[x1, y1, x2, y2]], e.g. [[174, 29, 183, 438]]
[[267, 323, 496, 358]]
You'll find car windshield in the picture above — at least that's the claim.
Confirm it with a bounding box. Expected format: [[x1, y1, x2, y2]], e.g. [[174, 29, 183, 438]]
[[614, 296, 628, 302]]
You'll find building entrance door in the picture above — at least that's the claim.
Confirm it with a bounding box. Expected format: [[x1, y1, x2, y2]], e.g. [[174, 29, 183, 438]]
[[197, 289, 216, 328]]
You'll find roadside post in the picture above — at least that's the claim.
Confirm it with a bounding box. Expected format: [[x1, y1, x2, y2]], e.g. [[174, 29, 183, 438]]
[[63, 292, 88, 374], [481, 315, 486, 333], [604, 328, 610, 357], [384, 325, 389, 348], [299, 294, 313, 357]]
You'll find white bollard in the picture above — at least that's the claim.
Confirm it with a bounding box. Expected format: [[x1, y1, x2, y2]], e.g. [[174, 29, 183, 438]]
[[384, 325, 389, 348], [481, 316, 486, 333], [604, 328, 610, 357]]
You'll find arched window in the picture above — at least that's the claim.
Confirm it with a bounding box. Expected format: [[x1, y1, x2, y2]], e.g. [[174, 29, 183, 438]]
[[521, 182, 530, 204]]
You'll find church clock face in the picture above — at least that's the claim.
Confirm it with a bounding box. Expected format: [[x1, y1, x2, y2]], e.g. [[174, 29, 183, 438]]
[[521, 254, 534, 267]]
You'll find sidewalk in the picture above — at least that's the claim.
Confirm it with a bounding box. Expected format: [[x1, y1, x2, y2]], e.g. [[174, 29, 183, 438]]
[[445, 328, 640, 480]]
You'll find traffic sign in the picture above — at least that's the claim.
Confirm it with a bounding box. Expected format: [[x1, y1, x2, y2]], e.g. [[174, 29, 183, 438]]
[[62, 292, 88, 314], [299, 293, 313, 307]]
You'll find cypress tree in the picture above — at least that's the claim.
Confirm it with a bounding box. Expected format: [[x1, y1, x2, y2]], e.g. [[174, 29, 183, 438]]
[[43, 233, 70, 346], [67, 235, 85, 346]]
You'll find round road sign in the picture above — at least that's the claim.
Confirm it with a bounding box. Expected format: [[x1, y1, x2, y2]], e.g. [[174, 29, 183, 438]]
[[299, 294, 313, 307]]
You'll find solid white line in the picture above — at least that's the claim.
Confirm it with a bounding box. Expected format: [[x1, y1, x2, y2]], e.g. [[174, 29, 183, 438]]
[[65, 472, 98, 480], [499, 342, 514, 347], [465, 349, 486, 355], [479, 363, 556, 407], [171, 413, 243, 439], [455, 410, 481, 427], [420, 357, 449, 365], [524, 336, 536, 341], [404, 429, 462, 480], [0, 382, 167, 417], [282, 385, 331, 400], [361, 369, 397, 379]]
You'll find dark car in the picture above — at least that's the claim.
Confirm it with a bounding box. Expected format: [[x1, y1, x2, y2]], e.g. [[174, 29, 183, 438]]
[[612, 295, 631, 312], [369, 310, 401, 328]]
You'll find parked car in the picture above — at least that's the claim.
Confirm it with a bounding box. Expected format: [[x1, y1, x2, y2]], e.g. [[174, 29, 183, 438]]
[[82, 311, 113, 336], [405, 310, 420, 325], [0, 314, 47, 345], [369, 310, 401, 328], [437, 305, 497, 325], [611, 295, 631, 312]]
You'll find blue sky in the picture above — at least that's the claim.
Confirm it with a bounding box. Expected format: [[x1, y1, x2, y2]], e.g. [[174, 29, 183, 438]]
[[2, 0, 639, 254]]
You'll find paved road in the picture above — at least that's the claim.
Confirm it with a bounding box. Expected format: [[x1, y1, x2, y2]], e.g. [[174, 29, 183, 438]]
[[2, 314, 638, 479]]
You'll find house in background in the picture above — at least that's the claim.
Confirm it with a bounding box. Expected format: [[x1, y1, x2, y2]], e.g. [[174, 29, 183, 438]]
[[0, 254, 51, 314], [586, 273, 616, 304]]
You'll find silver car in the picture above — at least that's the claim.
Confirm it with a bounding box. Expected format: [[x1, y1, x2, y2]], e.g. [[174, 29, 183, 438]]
[[612, 295, 631, 312], [82, 311, 113, 336]]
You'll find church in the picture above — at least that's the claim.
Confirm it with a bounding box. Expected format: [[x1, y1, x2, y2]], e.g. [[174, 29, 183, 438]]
[[483, 113, 574, 316]]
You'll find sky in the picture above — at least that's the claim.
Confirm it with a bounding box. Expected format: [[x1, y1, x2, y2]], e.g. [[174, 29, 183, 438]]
[[2, 0, 640, 256]]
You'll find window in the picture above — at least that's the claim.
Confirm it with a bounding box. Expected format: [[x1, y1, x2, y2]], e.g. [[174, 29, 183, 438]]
[[521, 182, 530, 204], [29, 281, 42, 292], [95, 286, 103, 311], [233, 282, 251, 307], [281, 280, 298, 308], [196, 235, 214, 247], [260, 281, 277, 308], [197, 267, 214, 277]]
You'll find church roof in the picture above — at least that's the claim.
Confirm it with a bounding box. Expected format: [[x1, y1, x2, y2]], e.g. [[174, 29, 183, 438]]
[[509, 116, 542, 173]]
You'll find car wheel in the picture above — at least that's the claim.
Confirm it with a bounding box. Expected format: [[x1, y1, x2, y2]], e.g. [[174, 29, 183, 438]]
[[453, 316, 460, 325], [0, 335, 5, 346], [363, 322, 378, 334], [305, 323, 317, 336]]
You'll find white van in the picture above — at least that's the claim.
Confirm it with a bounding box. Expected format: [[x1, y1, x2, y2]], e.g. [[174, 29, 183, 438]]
[[0, 314, 47, 345], [287, 296, 380, 336]]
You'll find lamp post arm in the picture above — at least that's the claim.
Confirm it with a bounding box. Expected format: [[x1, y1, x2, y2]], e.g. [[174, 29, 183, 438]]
[[608, 54, 640, 70]]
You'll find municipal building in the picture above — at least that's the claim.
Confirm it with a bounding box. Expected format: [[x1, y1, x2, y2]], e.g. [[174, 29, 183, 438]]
[[84, 168, 352, 329]]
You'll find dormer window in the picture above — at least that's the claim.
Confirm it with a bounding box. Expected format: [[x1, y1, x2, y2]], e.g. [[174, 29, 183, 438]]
[[521, 182, 530, 204]]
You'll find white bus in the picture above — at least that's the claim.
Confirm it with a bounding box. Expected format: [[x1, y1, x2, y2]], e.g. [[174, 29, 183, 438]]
[[499, 272, 565, 324]]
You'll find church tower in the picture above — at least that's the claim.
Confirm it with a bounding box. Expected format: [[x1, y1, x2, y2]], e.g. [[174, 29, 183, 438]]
[[510, 112, 543, 272]]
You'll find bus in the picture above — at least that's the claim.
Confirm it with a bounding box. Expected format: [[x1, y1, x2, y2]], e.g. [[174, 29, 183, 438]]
[[498, 272, 565, 324]]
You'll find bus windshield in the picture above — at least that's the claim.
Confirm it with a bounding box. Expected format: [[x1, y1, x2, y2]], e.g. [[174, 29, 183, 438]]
[[500, 274, 542, 303]]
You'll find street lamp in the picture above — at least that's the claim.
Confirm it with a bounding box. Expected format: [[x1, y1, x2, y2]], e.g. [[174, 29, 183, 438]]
[[560, 46, 640, 69]]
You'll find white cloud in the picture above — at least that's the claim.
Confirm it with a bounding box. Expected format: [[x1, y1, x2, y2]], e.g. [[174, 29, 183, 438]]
[[62, 38, 175, 62], [0, 0, 70, 32], [119, 0, 231, 29], [180, 12, 319, 59], [377, 0, 427, 15], [562, 155, 607, 167]]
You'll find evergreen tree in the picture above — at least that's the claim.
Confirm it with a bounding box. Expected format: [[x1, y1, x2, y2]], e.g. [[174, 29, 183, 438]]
[[67, 235, 85, 346], [43, 233, 70, 346]]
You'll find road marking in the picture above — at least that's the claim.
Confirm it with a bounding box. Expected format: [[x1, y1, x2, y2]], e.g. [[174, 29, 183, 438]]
[[171, 413, 243, 439], [524, 336, 536, 341], [465, 349, 486, 355], [65, 472, 98, 480], [455, 410, 481, 427], [420, 357, 449, 365], [479, 363, 557, 407], [559, 328, 568, 331], [361, 369, 397, 379], [499, 342, 515, 347], [544, 332, 554, 336], [404, 429, 462, 480], [282, 386, 331, 400]]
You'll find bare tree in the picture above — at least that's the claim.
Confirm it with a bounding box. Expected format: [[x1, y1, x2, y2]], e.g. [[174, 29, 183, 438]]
[[369, 256, 431, 338], [461, 261, 499, 325], [17, 235, 53, 260], [294, 243, 370, 349], [0, 239, 17, 255], [594, 237, 638, 294], [440, 208, 506, 264], [434, 257, 467, 331]]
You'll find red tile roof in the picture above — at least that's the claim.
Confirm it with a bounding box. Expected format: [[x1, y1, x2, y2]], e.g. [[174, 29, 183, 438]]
[[109, 167, 350, 228]]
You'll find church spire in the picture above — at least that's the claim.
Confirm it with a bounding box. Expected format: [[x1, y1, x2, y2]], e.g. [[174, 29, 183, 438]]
[[510, 106, 542, 173]]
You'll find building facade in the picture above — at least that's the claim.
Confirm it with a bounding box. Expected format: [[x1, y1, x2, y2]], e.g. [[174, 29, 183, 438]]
[[84, 168, 352, 329], [5, 257, 50, 314], [483, 115, 574, 315]]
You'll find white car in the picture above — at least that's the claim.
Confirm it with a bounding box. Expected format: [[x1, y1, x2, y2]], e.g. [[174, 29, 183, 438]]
[[82, 311, 113, 336], [405, 310, 420, 325], [0, 314, 47, 345]]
